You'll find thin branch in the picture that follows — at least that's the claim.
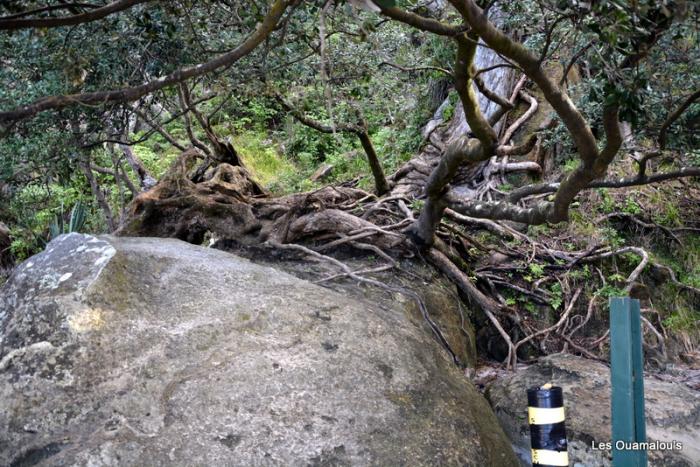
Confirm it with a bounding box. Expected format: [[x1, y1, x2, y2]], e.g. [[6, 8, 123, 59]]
[[473, 75, 511, 108], [474, 63, 518, 77], [427, 248, 515, 368], [0, 0, 292, 125], [597, 212, 682, 243], [0, 3, 100, 21], [559, 40, 593, 86], [514, 288, 582, 354], [379, 61, 454, 77], [659, 88, 700, 149], [499, 90, 538, 145], [132, 108, 186, 152], [507, 167, 700, 203], [276, 93, 389, 194], [376, 5, 467, 36], [275, 93, 355, 133], [0, 0, 153, 30]]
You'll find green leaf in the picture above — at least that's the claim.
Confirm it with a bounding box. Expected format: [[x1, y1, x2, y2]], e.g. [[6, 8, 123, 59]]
[[68, 200, 87, 234]]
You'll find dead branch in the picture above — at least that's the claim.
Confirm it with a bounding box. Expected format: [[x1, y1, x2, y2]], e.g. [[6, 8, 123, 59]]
[[499, 90, 538, 145]]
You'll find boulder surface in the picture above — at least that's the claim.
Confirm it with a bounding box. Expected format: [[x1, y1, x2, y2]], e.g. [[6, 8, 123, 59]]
[[0, 234, 517, 466], [487, 354, 700, 466]]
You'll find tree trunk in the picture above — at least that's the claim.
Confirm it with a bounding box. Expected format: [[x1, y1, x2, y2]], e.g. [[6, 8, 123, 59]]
[[0, 221, 12, 268], [120, 143, 156, 189], [357, 131, 390, 195], [81, 162, 116, 231]]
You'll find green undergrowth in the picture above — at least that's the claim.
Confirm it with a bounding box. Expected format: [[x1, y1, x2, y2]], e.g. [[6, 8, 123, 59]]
[[128, 95, 420, 195], [566, 180, 700, 338], [651, 236, 700, 334], [231, 131, 296, 191], [469, 168, 699, 350], [7, 181, 105, 260]]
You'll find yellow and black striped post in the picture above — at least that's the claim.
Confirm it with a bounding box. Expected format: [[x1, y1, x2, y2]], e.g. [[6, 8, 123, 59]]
[[527, 384, 569, 467]]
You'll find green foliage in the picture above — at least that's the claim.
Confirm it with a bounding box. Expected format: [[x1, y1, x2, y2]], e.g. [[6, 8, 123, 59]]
[[649, 237, 700, 333], [549, 282, 564, 310], [562, 158, 578, 174], [568, 265, 592, 281], [524, 302, 537, 315], [227, 96, 279, 133], [441, 92, 459, 122], [603, 226, 626, 248], [597, 189, 615, 214], [49, 201, 87, 239], [233, 131, 296, 192], [133, 142, 179, 180], [529, 263, 545, 279], [372, 125, 420, 170], [653, 203, 681, 227], [3, 169, 109, 260], [409, 199, 425, 211], [527, 224, 550, 238], [596, 284, 626, 299], [9, 238, 32, 262], [622, 196, 642, 215], [284, 116, 347, 164], [662, 308, 700, 333]]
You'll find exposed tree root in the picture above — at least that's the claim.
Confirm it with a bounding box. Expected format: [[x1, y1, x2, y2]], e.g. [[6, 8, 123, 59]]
[[116, 142, 699, 371], [115, 52, 698, 372]]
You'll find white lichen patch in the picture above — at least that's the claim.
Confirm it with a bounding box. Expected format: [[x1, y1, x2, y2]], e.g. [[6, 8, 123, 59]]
[[81, 242, 117, 264], [68, 307, 105, 333], [58, 272, 73, 283], [95, 252, 112, 267], [38, 273, 62, 290], [0, 341, 56, 371]]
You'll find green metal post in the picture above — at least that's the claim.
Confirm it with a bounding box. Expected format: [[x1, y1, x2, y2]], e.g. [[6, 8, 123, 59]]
[[609, 297, 647, 466]]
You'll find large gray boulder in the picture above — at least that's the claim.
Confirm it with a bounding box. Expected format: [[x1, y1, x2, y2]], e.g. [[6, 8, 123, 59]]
[[0, 234, 517, 466], [487, 354, 700, 466]]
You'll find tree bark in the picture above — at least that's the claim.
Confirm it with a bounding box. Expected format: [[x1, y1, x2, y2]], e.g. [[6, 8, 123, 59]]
[[0, 0, 152, 30], [120, 143, 156, 190]]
